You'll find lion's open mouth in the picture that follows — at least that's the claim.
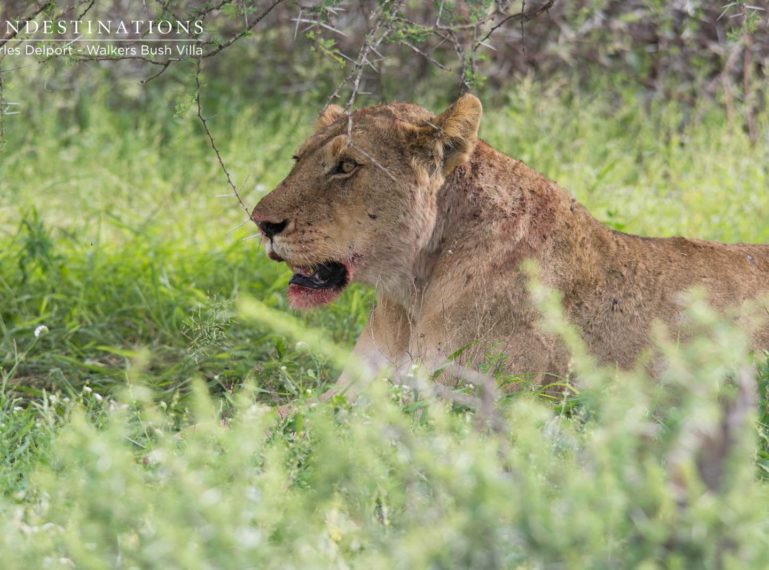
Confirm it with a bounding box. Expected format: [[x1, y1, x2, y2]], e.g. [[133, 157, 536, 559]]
[[287, 261, 349, 309], [289, 261, 347, 290]]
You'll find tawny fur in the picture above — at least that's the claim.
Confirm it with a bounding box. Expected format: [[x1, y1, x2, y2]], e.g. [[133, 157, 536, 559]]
[[252, 95, 769, 390]]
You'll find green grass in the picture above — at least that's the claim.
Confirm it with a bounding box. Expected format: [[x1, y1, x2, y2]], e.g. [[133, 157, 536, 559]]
[[0, 97, 371, 402], [1, 82, 769, 566]]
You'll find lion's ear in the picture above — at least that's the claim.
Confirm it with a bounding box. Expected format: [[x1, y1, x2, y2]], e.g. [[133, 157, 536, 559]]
[[434, 94, 482, 174], [316, 104, 345, 130]]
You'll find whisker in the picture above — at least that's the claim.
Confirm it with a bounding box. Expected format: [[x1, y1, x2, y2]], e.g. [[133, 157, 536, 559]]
[[227, 220, 251, 235], [242, 233, 263, 242]]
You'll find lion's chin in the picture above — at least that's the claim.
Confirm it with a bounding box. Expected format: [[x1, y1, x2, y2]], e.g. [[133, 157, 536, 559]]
[[287, 283, 345, 309]]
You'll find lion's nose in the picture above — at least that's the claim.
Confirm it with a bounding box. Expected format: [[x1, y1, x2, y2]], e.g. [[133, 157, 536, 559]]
[[257, 219, 288, 239]]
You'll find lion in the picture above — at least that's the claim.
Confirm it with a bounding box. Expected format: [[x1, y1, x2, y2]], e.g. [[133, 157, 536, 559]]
[[251, 94, 769, 395]]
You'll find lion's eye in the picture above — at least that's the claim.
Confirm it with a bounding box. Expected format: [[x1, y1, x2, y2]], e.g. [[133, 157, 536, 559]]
[[334, 159, 358, 175]]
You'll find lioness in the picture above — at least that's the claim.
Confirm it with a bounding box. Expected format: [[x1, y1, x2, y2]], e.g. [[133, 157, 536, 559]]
[[251, 94, 769, 392]]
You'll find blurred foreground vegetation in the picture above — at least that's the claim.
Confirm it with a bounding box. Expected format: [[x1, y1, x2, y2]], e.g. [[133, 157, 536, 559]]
[[0, 268, 768, 567]]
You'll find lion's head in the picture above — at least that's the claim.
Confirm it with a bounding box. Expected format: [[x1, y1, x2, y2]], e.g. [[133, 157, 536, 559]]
[[251, 94, 482, 309]]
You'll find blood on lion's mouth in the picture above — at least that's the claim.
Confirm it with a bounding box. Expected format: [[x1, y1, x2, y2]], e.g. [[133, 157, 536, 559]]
[[287, 261, 349, 309]]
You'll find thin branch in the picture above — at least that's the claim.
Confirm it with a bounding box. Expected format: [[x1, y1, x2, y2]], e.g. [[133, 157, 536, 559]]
[[194, 58, 251, 219], [349, 142, 397, 182], [400, 40, 448, 70], [291, 17, 350, 38], [343, 3, 389, 112], [436, 0, 445, 26], [336, 1, 403, 181], [141, 61, 172, 85], [520, 0, 527, 56], [0, 2, 53, 49], [474, 0, 556, 51], [76, 0, 97, 20], [201, 0, 286, 59], [70, 53, 171, 66]]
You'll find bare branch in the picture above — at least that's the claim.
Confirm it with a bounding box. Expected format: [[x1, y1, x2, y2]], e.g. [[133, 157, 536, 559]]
[[474, 0, 556, 51], [0, 1, 53, 50], [70, 54, 171, 66], [201, 0, 286, 59], [76, 0, 97, 21], [399, 40, 448, 70], [194, 58, 251, 220], [349, 142, 397, 182], [141, 61, 173, 85], [343, 2, 397, 112], [291, 17, 350, 38], [322, 1, 405, 183]]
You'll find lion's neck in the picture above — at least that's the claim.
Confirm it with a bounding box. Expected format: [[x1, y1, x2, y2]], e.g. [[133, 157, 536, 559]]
[[392, 141, 613, 315]]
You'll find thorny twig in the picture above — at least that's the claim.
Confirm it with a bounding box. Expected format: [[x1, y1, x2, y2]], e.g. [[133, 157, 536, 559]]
[[186, 1, 288, 219], [194, 58, 251, 219], [520, 0, 527, 55], [473, 0, 556, 51], [329, 1, 403, 182], [341, 1, 399, 113], [462, 0, 555, 86], [200, 0, 286, 59], [291, 17, 350, 38], [400, 40, 448, 70], [380, 1, 556, 95]]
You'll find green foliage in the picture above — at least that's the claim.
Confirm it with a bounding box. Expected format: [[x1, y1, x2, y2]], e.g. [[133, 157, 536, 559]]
[[16, 208, 61, 284], [724, 1, 765, 39]]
